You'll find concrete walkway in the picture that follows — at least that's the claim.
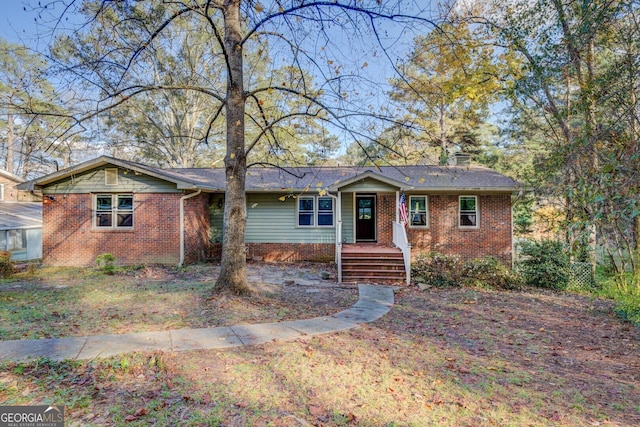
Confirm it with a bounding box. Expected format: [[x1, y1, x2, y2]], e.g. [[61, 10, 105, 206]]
[[0, 284, 395, 363]]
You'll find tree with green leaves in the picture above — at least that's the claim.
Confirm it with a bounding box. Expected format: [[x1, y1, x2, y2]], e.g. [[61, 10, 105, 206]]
[[477, 0, 640, 287], [389, 14, 500, 165], [46, 0, 436, 294]]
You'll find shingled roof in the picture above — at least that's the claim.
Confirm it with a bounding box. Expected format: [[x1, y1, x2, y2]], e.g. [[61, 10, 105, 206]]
[[164, 164, 520, 192], [18, 156, 520, 193]]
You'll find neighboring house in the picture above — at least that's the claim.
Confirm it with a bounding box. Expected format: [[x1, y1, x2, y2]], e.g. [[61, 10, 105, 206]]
[[0, 170, 43, 261], [0, 202, 43, 261], [0, 169, 42, 202], [17, 156, 520, 283]]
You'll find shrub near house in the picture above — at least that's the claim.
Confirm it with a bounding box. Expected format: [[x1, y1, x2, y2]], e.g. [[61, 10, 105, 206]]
[[412, 253, 522, 289]]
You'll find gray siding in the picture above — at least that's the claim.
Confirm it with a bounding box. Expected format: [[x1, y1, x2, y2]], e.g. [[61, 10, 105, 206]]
[[209, 192, 354, 244], [42, 166, 181, 194], [340, 192, 354, 243], [245, 193, 336, 244]]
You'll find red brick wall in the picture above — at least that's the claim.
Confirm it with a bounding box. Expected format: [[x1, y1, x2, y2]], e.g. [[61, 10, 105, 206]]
[[377, 194, 395, 245], [408, 194, 512, 264], [208, 242, 334, 263], [43, 193, 210, 267], [184, 194, 211, 263]]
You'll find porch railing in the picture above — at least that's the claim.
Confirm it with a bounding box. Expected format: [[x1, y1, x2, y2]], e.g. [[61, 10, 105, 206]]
[[392, 221, 411, 285], [336, 220, 343, 283]]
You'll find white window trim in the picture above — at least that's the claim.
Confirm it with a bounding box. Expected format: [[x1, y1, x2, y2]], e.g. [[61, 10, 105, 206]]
[[408, 195, 429, 228], [94, 194, 134, 229], [296, 195, 335, 228], [459, 195, 479, 229], [297, 196, 315, 227], [317, 196, 335, 228]]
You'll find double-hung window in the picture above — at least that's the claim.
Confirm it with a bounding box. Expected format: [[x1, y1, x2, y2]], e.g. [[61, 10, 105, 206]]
[[317, 197, 334, 226], [297, 196, 334, 227], [95, 194, 134, 229], [409, 196, 428, 227], [459, 195, 478, 228], [298, 197, 315, 226]]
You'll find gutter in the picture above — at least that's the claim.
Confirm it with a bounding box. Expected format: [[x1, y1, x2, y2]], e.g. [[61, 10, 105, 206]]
[[179, 189, 202, 267]]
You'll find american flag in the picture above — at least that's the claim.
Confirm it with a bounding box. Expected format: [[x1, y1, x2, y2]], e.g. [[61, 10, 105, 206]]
[[399, 191, 409, 226]]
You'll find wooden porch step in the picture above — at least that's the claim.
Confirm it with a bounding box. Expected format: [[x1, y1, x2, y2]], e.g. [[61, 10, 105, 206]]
[[342, 263, 404, 270], [340, 245, 407, 284], [342, 270, 405, 278], [342, 254, 404, 260], [341, 275, 406, 283]]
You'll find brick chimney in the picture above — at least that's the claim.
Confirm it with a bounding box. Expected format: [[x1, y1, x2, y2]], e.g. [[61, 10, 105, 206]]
[[454, 153, 471, 166]]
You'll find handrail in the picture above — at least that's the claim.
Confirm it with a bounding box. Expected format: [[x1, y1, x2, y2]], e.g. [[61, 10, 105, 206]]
[[336, 220, 342, 283], [392, 221, 411, 285]]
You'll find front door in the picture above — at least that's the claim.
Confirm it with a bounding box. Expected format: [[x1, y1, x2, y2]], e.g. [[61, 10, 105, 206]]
[[356, 195, 376, 242]]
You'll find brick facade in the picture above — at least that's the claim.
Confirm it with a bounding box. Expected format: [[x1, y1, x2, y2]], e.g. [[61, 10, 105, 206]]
[[208, 242, 334, 263], [43, 193, 210, 267], [183, 194, 211, 264], [363, 193, 512, 264], [42, 190, 510, 267], [207, 193, 512, 266], [407, 194, 512, 264], [376, 194, 396, 245]]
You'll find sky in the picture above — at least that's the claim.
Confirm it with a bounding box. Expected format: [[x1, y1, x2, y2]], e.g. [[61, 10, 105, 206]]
[[0, 0, 80, 49], [1, 1, 43, 44]]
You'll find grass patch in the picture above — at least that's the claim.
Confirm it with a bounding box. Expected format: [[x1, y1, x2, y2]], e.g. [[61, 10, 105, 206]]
[[591, 269, 640, 326], [0, 263, 355, 340]]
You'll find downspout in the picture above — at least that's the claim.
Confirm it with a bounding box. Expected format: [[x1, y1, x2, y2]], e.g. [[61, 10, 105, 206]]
[[327, 192, 342, 243], [327, 192, 342, 282], [179, 189, 202, 267]]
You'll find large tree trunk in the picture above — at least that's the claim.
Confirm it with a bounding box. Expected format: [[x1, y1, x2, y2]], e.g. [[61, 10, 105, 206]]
[[214, 0, 251, 295]]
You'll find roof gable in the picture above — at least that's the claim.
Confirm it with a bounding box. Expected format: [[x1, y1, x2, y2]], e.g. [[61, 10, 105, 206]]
[[330, 170, 408, 191], [18, 156, 208, 191]]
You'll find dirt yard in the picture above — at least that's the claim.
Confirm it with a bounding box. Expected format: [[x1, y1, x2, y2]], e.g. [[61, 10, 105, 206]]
[[1, 263, 639, 426]]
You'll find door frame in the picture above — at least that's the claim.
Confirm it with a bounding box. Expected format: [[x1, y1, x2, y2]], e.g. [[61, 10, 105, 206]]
[[355, 194, 377, 242]]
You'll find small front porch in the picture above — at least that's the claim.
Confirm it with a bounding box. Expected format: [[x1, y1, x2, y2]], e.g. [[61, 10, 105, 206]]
[[339, 243, 407, 284], [330, 173, 412, 285], [334, 190, 411, 285]]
